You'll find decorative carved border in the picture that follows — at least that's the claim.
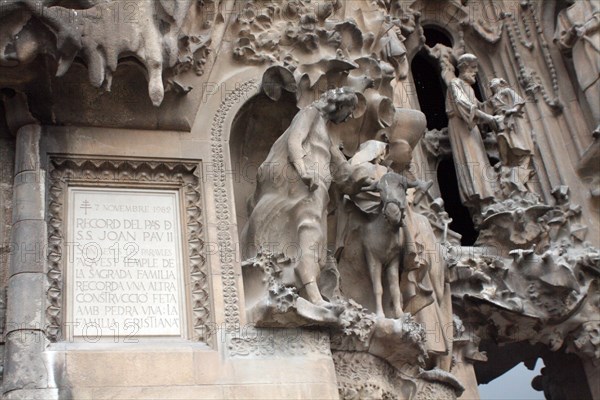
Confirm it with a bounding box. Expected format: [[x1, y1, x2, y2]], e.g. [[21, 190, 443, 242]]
[[227, 327, 332, 358], [46, 157, 211, 343], [209, 79, 258, 330]]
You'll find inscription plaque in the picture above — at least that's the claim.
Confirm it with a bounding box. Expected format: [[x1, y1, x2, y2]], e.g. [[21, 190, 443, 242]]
[[67, 187, 186, 338]]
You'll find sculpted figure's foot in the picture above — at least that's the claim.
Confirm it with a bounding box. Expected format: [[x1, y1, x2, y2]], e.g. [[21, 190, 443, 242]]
[[313, 299, 334, 309], [304, 281, 332, 308]]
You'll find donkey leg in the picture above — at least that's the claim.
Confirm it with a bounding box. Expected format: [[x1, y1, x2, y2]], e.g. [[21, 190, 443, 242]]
[[387, 258, 403, 318], [365, 251, 385, 318]]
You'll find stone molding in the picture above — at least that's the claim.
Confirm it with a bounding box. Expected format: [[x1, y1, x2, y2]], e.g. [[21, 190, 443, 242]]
[[208, 79, 259, 331]]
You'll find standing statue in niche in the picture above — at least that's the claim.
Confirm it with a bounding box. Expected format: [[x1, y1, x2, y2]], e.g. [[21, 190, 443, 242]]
[[488, 78, 533, 168], [488, 78, 535, 191], [242, 87, 368, 308], [429, 47, 501, 211], [555, 0, 600, 136]]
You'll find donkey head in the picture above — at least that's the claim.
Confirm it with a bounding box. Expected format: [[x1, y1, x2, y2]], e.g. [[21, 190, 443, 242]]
[[377, 173, 417, 228]]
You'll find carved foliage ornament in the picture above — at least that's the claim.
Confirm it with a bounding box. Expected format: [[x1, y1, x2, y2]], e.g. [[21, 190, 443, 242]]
[[46, 157, 211, 343]]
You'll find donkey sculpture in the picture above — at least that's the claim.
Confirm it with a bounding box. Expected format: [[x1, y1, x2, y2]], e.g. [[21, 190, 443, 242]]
[[359, 172, 417, 319]]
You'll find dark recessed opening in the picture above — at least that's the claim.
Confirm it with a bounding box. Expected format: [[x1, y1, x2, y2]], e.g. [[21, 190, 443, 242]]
[[423, 26, 453, 48], [414, 26, 481, 246], [411, 51, 447, 130], [412, 27, 455, 130], [437, 158, 478, 245]]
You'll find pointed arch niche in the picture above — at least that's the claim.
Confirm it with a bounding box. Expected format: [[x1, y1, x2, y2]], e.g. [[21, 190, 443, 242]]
[[411, 26, 478, 245]]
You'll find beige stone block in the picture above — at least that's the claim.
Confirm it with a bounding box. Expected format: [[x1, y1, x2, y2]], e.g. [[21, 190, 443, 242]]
[[12, 171, 45, 222], [5, 274, 45, 332], [45, 127, 183, 160], [192, 349, 222, 383], [62, 387, 94, 399], [179, 139, 211, 160], [224, 358, 337, 385], [10, 220, 47, 276], [222, 382, 339, 399], [66, 350, 195, 387], [91, 385, 225, 399]]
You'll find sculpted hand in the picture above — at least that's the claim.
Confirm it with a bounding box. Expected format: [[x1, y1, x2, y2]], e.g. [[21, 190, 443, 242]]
[[574, 25, 586, 38], [292, 157, 318, 191], [360, 177, 378, 192], [478, 111, 501, 131], [493, 115, 505, 130]]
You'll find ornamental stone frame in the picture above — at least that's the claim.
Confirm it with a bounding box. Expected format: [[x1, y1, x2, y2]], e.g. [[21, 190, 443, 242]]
[[45, 157, 211, 344]]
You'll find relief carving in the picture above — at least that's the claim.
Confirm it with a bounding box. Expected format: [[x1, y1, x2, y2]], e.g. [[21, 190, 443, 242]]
[[502, 0, 561, 110], [450, 183, 600, 365], [228, 0, 600, 391], [209, 79, 259, 330], [238, 61, 462, 395], [0, 0, 216, 105], [0, 0, 597, 398], [227, 326, 332, 358], [555, 0, 600, 136]]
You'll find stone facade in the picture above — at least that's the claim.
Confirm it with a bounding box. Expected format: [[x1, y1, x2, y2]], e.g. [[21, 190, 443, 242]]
[[0, 0, 598, 399]]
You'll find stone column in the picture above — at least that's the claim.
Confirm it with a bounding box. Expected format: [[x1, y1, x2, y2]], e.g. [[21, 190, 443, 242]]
[[2, 124, 55, 399]]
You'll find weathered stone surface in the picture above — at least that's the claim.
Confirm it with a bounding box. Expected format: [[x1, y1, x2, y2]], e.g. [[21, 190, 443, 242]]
[[9, 220, 46, 276], [5, 274, 45, 333], [11, 171, 44, 223], [2, 331, 49, 392]]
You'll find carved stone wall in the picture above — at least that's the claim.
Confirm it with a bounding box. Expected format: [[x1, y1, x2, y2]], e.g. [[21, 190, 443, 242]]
[[0, 0, 598, 399]]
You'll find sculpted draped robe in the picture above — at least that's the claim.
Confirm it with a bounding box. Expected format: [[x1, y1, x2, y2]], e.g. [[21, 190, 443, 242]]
[[446, 77, 497, 206], [402, 200, 452, 367], [242, 105, 331, 264]]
